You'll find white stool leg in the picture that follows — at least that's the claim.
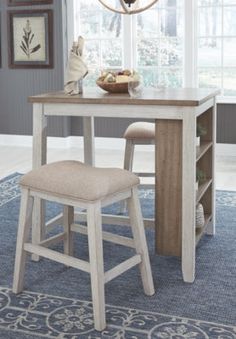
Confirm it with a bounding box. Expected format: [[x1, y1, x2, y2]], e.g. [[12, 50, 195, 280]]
[[13, 188, 33, 294], [127, 187, 155, 296], [31, 198, 45, 262], [124, 139, 135, 172], [87, 202, 106, 331], [121, 139, 135, 213], [63, 205, 74, 256]]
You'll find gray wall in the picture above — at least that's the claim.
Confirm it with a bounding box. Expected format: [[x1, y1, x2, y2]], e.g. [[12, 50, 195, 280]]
[[217, 104, 236, 143], [0, 0, 67, 137], [0, 0, 235, 142]]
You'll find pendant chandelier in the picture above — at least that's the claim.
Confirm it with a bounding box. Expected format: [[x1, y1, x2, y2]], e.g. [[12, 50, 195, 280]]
[[98, 0, 159, 15]]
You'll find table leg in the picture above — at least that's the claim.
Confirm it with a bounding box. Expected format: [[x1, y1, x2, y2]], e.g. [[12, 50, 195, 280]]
[[206, 101, 216, 236], [83, 117, 95, 166], [32, 103, 47, 261], [155, 117, 196, 283], [155, 119, 182, 257], [182, 113, 196, 283]]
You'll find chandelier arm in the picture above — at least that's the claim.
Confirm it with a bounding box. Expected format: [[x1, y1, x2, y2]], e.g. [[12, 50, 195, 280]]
[[98, 0, 159, 15], [120, 0, 130, 14]]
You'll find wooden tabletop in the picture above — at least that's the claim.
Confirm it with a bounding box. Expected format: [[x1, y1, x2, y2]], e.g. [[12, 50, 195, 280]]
[[28, 88, 220, 107]]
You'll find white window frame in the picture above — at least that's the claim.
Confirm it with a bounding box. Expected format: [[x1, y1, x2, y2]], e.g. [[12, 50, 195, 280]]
[[184, 0, 197, 87]]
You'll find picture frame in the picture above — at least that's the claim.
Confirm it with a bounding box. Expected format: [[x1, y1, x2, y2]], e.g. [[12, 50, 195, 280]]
[[8, 0, 53, 6], [8, 10, 53, 68]]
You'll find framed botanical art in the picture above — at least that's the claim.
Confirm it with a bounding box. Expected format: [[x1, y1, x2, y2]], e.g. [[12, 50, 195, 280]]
[[8, 1, 53, 6], [8, 10, 53, 68]]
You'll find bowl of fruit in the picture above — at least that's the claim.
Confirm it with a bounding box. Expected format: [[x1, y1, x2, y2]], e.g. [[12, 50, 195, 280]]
[[96, 70, 140, 93]]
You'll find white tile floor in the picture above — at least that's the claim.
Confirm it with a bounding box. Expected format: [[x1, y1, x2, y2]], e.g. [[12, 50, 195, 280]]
[[0, 143, 236, 191]]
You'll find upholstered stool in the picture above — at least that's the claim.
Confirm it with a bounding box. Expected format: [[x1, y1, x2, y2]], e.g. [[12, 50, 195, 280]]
[[13, 160, 155, 331], [121, 122, 155, 213], [123, 122, 155, 178]]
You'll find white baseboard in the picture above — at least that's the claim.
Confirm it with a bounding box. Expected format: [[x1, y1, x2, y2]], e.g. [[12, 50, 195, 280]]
[[216, 143, 236, 157], [0, 134, 235, 155], [0, 135, 33, 147], [0, 134, 125, 150]]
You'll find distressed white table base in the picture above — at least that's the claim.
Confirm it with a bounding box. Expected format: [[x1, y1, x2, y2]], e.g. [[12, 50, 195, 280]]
[[29, 88, 219, 282]]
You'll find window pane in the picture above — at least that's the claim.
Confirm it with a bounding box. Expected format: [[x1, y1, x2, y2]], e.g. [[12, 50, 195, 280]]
[[223, 0, 236, 5], [102, 12, 122, 38], [137, 10, 159, 38], [84, 40, 100, 67], [79, 11, 100, 38], [137, 67, 182, 87], [198, 38, 222, 67], [159, 0, 184, 7], [198, 68, 222, 88], [159, 8, 183, 37], [224, 6, 236, 35], [224, 68, 236, 95], [79, 0, 101, 10], [138, 0, 159, 7], [198, 0, 222, 5], [137, 39, 159, 66], [101, 40, 122, 67], [160, 68, 183, 87], [138, 68, 157, 87], [83, 69, 100, 87], [224, 38, 236, 66], [198, 7, 222, 36], [160, 38, 182, 66]]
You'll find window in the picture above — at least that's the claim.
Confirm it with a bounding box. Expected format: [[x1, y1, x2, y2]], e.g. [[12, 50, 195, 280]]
[[197, 0, 236, 97], [136, 0, 184, 87], [73, 0, 184, 88], [72, 0, 236, 99], [73, 0, 123, 86]]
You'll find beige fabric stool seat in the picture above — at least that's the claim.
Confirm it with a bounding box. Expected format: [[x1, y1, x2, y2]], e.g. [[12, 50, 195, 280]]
[[20, 160, 139, 202], [13, 160, 155, 332], [124, 121, 155, 140], [123, 122, 155, 178]]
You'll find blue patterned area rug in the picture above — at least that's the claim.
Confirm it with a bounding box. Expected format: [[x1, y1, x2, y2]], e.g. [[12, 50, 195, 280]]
[[0, 173, 236, 339]]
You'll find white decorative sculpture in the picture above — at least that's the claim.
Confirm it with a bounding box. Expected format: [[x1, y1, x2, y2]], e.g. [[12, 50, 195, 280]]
[[64, 36, 88, 95]]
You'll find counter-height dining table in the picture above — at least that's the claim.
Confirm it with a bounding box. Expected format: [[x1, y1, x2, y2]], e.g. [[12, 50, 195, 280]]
[[29, 87, 219, 283]]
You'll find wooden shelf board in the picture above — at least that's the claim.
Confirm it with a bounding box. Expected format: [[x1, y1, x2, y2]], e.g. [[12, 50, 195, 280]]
[[196, 179, 212, 203], [196, 141, 213, 162], [195, 213, 212, 245]]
